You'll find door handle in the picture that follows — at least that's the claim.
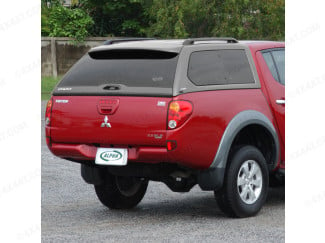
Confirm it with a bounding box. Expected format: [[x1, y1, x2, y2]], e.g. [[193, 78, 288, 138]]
[[276, 99, 285, 105]]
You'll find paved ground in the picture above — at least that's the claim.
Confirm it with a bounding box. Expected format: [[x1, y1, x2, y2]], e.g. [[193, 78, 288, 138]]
[[41, 101, 284, 243]]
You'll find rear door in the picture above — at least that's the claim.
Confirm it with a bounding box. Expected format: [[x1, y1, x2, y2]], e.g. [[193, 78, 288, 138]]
[[50, 49, 179, 147], [257, 48, 285, 144]]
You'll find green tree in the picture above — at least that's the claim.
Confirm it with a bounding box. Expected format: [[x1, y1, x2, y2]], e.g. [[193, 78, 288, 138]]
[[42, 0, 284, 40], [41, 2, 51, 36], [212, 0, 284, 40], [41, 0, 94, 42], [48, 5, 94, 42], [178, 0, 219, 37], [144, 0, 187, 38], [79, 0, 147, 37], [142, 0, 284, 40]]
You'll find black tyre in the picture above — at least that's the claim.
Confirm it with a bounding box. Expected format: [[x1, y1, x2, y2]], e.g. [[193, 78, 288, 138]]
[[95, 174, 148, 209], [214, 146, 269, 218]]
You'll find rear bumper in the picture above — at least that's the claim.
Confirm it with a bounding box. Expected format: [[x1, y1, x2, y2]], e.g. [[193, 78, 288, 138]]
[[50, 143, 169, 164], [49, 142, 225, 191]]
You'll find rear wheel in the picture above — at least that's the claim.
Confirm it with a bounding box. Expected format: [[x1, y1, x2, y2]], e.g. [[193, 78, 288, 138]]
[[95, 174, 148, 209], [215, 146, 269, 218]]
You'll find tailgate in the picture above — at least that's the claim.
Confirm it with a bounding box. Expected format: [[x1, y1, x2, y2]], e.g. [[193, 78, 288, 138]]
[[51, 96, 171, 146], [49, 47, 180, 147]]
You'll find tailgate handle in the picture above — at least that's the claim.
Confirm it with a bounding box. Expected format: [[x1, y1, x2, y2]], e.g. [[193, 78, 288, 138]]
[[103, 85, 120, 90], [100, 107, 113, 114]]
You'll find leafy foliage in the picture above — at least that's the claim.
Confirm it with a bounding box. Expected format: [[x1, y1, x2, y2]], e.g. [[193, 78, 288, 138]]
[[42, 0, 94, 42], [143, 0, 284, 40], [79, 0, 147, 37], [41, 1, 51, 36], [41, 0, 284, 41], [48, 5, 94, 42], [211, 0, 285, 40]]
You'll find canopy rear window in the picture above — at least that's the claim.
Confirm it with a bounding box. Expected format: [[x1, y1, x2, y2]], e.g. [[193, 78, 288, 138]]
[[57, 49, 179, 90]]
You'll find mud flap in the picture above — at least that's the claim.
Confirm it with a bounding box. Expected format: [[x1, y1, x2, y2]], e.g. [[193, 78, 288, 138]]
[[198, 167, 225, 191], [81, 164, 105, 185]]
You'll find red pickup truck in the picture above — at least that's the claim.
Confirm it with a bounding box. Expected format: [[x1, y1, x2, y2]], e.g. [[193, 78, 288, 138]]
[[45, 38, 285, 218]]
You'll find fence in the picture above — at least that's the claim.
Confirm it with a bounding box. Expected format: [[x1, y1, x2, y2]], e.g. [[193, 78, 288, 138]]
[[41, 37, 108, 77]]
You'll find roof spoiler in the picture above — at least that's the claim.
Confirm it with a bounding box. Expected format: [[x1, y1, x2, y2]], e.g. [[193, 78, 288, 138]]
[[88, 49, 178, 59]]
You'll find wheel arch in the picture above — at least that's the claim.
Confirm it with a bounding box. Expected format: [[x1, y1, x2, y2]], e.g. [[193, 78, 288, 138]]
[[198, 110, 280, 191]]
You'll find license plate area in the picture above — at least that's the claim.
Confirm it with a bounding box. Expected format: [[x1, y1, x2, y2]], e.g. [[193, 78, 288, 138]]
[[95, 148, 128, 166]]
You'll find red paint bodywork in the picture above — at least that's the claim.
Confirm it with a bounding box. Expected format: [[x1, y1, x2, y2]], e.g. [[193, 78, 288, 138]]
[[46, 41, 285, 171], [247, 42, 285, 169]]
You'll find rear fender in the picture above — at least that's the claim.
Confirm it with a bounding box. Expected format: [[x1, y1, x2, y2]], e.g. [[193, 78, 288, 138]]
[[198, 110, 280, 190]]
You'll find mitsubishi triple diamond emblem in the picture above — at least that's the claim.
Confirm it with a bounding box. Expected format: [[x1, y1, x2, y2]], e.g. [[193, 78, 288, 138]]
[[101, 116, 111, 128]]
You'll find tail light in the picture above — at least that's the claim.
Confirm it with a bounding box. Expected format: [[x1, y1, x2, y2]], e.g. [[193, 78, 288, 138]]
[[167, 100, 193, 130], [45, 97, 53, 126], [45, 97, 53, 146]]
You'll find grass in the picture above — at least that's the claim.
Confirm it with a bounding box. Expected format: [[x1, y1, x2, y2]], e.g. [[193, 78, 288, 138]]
[[41, 76, 61, 100]]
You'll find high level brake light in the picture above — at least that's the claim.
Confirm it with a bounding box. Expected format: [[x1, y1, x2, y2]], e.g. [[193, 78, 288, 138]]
[[167, 101, 193, 130]]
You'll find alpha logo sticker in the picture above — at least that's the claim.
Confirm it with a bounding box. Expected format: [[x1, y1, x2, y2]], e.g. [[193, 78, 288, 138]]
[[100, 150, 122, 161]]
